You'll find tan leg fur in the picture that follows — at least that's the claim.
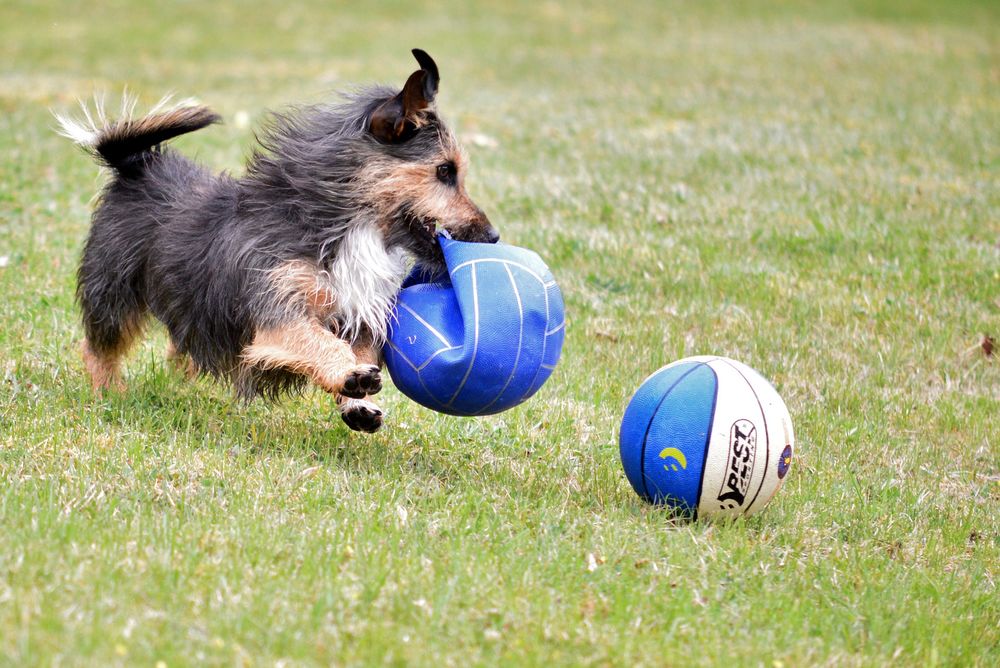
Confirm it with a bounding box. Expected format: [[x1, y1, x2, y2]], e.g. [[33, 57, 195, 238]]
[[242, 319, 374, 395]]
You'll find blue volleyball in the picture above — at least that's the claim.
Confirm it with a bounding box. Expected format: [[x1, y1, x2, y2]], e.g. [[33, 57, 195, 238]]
[[619, 356, 795, 518], [384, 235, 565, 416]]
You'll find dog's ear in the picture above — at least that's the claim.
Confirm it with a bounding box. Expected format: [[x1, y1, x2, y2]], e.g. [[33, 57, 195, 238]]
[[369, 49, 440, 144], [369, 92, 409, 144], [411, 48, 439, 103]]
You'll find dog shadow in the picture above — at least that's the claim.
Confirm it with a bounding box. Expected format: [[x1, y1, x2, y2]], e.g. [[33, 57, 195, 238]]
[[80, 360, 447, 472], [72, 361, 623, 513]]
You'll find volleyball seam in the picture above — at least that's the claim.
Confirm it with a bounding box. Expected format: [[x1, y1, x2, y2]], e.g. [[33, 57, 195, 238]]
[[471, 262, 526, 416]]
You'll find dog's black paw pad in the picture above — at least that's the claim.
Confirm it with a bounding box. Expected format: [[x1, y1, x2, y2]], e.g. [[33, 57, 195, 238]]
[[341, 402, 383, 433], [342, 365, 382, 398]]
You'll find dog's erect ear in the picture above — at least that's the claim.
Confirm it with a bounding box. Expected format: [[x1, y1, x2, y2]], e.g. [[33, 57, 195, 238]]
[[369, 49, 440, 144], [369, 92, 409, 144], [411, 48, 439, 102]]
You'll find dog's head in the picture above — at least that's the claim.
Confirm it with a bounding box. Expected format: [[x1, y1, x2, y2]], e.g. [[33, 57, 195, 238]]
[[359, 49, 498, 268]]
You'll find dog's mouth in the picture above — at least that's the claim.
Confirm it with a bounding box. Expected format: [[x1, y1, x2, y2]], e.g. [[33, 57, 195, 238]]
[[397, 209, 446, 267], [400, 209, 438, 239], [417, 216, 438, 239], [407, 216, 442, 254]]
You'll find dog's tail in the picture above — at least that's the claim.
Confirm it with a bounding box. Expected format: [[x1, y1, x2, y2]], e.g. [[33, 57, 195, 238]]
[[55, 95, 220, 175]]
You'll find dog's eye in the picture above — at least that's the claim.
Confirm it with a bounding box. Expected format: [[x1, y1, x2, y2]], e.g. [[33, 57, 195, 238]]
[[436, 162, 457, 186]]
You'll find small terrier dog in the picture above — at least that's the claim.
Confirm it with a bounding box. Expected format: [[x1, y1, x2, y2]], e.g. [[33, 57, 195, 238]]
[[58, 49, 498, 433]]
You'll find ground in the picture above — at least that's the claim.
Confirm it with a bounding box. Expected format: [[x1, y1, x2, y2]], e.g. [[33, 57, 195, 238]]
[[0, 0, 997, 665]]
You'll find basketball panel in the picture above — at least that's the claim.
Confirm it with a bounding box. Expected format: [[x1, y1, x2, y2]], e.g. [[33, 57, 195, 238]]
[[725, 359, 795, 512], [641, 363, 718, 509], [619, 361, 705, 500], [698, 359, 768, 518]]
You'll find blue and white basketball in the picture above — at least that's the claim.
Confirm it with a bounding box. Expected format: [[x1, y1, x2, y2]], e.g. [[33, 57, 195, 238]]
[[384, 234, 565, 416], [619, 356, 794, 518]]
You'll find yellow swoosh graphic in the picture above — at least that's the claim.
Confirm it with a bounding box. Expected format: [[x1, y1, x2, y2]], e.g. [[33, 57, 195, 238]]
[[658, 447, 687, 471]]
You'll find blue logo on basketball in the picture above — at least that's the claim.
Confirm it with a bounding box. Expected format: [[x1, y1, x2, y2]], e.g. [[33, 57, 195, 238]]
[[777, 444, 792, 479], [384, 234, 565, 416]]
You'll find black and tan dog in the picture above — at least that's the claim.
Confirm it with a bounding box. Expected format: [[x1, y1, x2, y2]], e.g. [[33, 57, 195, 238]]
[[58, 49, 498, 433]]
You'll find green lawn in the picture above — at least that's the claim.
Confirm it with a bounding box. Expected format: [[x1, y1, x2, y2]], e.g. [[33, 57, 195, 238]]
[[1, 0, 997, 665]]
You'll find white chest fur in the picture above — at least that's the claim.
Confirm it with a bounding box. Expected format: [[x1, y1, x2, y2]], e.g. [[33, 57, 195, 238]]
[[327, 224, 409, 345]]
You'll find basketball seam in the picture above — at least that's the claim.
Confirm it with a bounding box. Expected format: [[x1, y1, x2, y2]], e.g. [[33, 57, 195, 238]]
[[720, 359, 771, 514], [637, 362, 706, 504], [691, 362, 721, 520]]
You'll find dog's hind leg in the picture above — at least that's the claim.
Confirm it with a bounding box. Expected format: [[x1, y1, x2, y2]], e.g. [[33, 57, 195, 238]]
[[77, 192, 156, 393], [77, 236, 150, 393], [166, 339, 199, 379], [241, 318, 382, 400], [78, 307, 147, 393]]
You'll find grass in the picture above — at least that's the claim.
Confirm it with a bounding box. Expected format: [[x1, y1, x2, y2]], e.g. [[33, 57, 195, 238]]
[[1, 0, 998, 665]]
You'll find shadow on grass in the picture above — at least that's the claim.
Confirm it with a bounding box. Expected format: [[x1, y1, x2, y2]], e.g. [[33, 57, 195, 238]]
[[72, 362, 485, 477], [52, 359, 701, 522]]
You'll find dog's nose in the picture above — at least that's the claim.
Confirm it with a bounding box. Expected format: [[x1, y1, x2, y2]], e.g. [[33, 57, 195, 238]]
[[470, 205, 499, 243]]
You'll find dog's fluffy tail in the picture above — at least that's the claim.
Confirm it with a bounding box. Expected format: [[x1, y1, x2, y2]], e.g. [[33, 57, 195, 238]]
[[55, 95, 221, 174]]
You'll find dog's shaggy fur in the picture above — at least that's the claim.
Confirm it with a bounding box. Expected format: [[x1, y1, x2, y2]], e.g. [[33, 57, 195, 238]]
[[58, 50, 498, 432]]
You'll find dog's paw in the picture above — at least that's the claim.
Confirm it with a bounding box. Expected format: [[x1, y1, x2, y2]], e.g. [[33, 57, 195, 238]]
[[92, 376, 126, 395], [340, 398, 384, 433], [340, 364, 382, 399], [167, 351, 199, 380]]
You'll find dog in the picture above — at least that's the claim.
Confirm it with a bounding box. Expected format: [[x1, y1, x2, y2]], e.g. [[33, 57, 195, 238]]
[[57, 49, 499, 433]]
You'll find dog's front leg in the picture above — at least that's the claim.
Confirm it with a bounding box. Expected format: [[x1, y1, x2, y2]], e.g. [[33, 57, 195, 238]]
[[242, 319, 382, 400], [336, 338, 385, 433]]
